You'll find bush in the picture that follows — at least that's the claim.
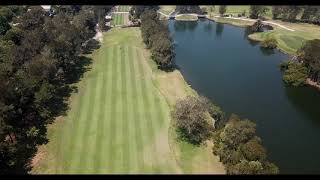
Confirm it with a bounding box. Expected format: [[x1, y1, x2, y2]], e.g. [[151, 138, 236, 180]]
[[261, 38, 277, 49]]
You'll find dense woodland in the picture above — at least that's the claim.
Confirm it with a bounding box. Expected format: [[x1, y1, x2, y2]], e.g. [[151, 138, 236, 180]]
[[0, 5, 112, 174]]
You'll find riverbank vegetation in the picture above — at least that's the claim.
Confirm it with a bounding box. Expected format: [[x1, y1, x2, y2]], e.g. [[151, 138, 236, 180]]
[[212, 114, 279, 174], [139, 9, 174, 70], [170, 95, 279, 174], [279, 39, 320, 87], [0, 5, 112, 174]]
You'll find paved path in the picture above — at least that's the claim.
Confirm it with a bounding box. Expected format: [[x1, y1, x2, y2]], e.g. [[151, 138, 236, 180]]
[[213, 16, 295, 31]]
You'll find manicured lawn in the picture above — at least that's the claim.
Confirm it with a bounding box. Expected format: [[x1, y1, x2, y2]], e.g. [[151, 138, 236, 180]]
[[118, 6, 130, 12], [112, 14, 124, 26], [31, 28, 179, 174]]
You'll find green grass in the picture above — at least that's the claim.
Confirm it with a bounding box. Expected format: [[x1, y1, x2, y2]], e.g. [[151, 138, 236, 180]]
[[175, 15, 198, 21], [249, 27, 319, 55], [112, 14, 124, 26], [117, 6, 130, 12], [31, 28, 179, 174]]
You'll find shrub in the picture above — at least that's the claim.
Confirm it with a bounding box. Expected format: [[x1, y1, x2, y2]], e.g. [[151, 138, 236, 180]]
[[261, 38, 277, 49]]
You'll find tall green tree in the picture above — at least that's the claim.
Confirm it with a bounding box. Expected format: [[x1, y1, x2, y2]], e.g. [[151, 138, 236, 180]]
[[219, 5, 227, 16], [249, 6, 268, 19]]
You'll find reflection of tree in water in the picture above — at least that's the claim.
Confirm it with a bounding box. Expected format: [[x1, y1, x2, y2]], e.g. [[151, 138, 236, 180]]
[[215, 23, 224, 37], [284, 86, 320, 125], [173, 20, 198, 32], [174, 20, 187, 32], [259, 46, 275, 56], [203, 21, 213, 33], [187, 21, 197, 31]]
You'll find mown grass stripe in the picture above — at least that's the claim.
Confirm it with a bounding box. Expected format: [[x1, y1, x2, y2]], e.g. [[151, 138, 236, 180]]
[[113, 45, 123, 173], [75, 77, 98, 173], [133, 47, 155, 173], [124, 44, 138, 173], [93, 72, 107, 173], [86, 71, 103, 172], [135, 48, 162, 173], [120, 44, 130, 173], [128, 45, 144, 172], [65, 81, 93, 173], [108, 46, 119, 173], [99, 46, 114, 173], [132, 46, 152, 173]]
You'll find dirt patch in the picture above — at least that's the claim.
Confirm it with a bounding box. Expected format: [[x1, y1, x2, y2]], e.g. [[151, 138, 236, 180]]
[[306, 78, 320, 91], [31, 145, 46, 168]]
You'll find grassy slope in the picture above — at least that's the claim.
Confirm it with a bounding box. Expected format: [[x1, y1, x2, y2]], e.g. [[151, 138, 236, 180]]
[[31, 28, 180, 174], [249, 21, 320, 55]]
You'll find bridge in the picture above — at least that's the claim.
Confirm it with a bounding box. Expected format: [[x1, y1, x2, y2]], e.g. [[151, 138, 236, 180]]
[[157, 10, 208, 20]]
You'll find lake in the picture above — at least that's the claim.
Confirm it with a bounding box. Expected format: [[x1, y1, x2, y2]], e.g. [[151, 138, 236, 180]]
[[168, 19, 320, 174]]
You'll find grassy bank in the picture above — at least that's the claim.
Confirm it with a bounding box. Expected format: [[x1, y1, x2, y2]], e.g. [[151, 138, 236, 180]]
[[31, 27, 225, 174], [175, 15, 198, 21], [209, 16, 320, 55]]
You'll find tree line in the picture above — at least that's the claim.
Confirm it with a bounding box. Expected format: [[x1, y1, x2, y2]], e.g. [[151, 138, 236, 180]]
[[171, 96, 279, 174], [0, 5, 112, 174], [130, 6, 174, 71], [216, 5, 320, 25]]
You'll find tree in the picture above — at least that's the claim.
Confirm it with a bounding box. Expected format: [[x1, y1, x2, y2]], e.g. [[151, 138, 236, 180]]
[[219, 6, 227, 16], [249, 6, 268, 19], [220, 114, 256, 149], [0, 15, 10, 35], [298, 39, 320, 83], [240, 138, 267, 161], [129, 5, 159, 20], [0, 7, 14, 22], [282, 61, 308, 87], [2, 26, 23, 45], [17, 6, 46, 31], [228, 160, 264, 174], [272, 6, 283, 19], [175, 6, 203, 14], [172, 96, 214, 144]]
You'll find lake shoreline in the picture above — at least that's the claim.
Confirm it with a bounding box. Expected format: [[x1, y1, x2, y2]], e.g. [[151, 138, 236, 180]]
[[205, 17, 320, 92]]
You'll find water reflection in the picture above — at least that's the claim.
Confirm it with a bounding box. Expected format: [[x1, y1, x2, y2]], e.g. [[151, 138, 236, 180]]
[[215, 23, 224, 37], [260, 46, 276, 56], [173, 20, 198, 32]]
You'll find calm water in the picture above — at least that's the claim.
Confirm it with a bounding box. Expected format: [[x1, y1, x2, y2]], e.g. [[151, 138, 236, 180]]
[[168, 19, 320, 174]]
